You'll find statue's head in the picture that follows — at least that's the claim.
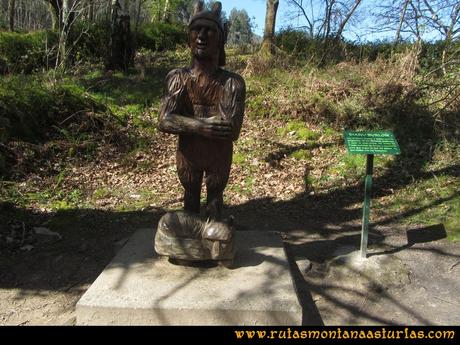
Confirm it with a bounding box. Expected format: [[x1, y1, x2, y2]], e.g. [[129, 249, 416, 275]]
[[188, 1, 227, 66], [202, 216, 235, 260]]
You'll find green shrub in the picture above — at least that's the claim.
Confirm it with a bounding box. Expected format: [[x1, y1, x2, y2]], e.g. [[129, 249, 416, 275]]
[[275, 28, 326, 62], [0, 30, 58, 74], [274, 28, 451, 67], [0, 76, 107, 144], [0, 18, 7, 30], [0, 23, 113, 73], [291, 149, 312, 161], [278, 121, 321, 141], [136, 22, 187, 51], [69, 21, 111, 64]]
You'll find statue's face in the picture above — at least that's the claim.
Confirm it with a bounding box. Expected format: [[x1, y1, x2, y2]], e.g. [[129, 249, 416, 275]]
[[189, 19, 221, 61]]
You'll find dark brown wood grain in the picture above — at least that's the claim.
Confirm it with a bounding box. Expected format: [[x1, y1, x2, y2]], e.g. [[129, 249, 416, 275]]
[[158, 2, 246, 220]]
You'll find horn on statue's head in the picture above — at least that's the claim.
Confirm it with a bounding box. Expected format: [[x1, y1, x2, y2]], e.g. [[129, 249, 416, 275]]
[[211, 2, 222, 17], [193, 0, 205, 16]]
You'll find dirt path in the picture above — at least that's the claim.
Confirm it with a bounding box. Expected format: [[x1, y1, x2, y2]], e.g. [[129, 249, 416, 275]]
[[1, 204, 458, 325]]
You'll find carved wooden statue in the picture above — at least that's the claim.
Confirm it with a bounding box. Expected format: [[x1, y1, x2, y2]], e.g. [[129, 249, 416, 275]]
[[155, 1, 245, 266]]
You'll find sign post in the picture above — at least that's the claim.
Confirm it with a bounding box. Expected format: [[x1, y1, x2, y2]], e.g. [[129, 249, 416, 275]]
[[344, 131, 400, 258]]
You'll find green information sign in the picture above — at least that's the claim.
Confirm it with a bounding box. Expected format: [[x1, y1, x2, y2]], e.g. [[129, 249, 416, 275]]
[[344, 131, 401, 155], [343, 130, 400, 259]]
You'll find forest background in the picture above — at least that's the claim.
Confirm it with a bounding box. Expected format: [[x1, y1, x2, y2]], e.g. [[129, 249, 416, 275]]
[[0, 0, 459, 292]]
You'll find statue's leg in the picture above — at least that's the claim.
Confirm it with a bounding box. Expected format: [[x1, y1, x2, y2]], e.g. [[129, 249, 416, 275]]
[[180, 170, 203, 214], [177, 154, 203, 214], [205, 165, 230, 220]]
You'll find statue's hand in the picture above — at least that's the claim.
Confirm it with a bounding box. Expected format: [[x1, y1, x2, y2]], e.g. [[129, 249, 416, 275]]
[[199, 116, 233, 140]]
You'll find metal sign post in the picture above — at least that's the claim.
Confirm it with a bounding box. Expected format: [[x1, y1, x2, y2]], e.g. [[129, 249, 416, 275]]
[[360, 154, 374, 258], [344, 131, 400, 259]]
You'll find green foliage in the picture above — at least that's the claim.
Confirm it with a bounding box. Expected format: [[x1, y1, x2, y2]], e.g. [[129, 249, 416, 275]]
[[150, 0, 195, 24], [0, 17, 6, 30], [445, 216, 460, 242], [275, 29, 322, 59], [0, 182, 84, 211], [92, 188, 112, 201], [0, 76, 107, 144], [0, 23, 112, 74], [246, 49, 445, 148], [337, 154, 367, 177], [274, 28, 455, 69], [0, 76, 56, 142], [1, 41, 458, 234], [69, 21, 111, 64], [278, 121, 321, 142], [232, 152, 246, 165], [290, 149, 312, 161], [228, 8, 253, 47], [0, 30, 58, 74], [136, 22, 187, 51]]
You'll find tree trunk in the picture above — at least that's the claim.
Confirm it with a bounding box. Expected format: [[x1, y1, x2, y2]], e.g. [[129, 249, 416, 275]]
[[442, 31, 454, 75], [395, 0, 410, 44], [442, 3, 460, 75], [135, 0, 142, 33], [8, 0, 16, 31], [409, 1, 422, 44], [334, 0, 362, 40], [107, 0, 134, 72], [55, 0, 78, 68], [45, 0, 61, 30], [58, 0, 70, 67], [162, 0, 171, 23], [323, 0, 335, 41], [261, 0, 279, 56], [88, 0, 94, 22]]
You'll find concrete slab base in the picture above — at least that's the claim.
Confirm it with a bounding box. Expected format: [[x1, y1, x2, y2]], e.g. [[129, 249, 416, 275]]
[[76, 229, 302, 325]]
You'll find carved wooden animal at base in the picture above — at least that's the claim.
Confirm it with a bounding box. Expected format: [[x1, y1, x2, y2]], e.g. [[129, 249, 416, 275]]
[[154, 211, 235, 266]]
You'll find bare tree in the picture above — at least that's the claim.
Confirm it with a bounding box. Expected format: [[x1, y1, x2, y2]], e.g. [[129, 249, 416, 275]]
[[334, 0, 362, 40], [48, 1, 58, 29], [107, 0, 133, 71], [38, 0, 89, 69], [86, 0, 94, 21], [323, 0, 334, 39], [420, 0, 460, 72], [376, 0, 460, 42], [395, 0, 411, 43], [261, 0, 279, 55], [287, 0, 319, 37], [286, 0, 363, 40], [134, 0, 147, 32], [375, 0, 460, 73], [8, 0, 15, 31], [56, 0, 82, 68], [0, 0, 205, 36], [42, 0, 63, 29], [162, 0, 170, 22]]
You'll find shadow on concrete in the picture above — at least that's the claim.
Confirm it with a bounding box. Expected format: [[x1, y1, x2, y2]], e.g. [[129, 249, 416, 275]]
[[368, 224, 448, 257], [1, 189, 458, 325]]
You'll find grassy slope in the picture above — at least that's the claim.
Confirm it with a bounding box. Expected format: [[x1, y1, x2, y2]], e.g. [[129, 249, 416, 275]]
[[0, 48, 459, 242]]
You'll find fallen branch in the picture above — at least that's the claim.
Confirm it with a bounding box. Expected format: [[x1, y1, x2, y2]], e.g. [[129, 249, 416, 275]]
[[449, 260, 460, 272]]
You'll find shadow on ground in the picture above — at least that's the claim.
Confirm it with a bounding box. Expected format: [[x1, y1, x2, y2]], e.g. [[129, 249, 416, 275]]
[[1, 155, 459, 324]]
